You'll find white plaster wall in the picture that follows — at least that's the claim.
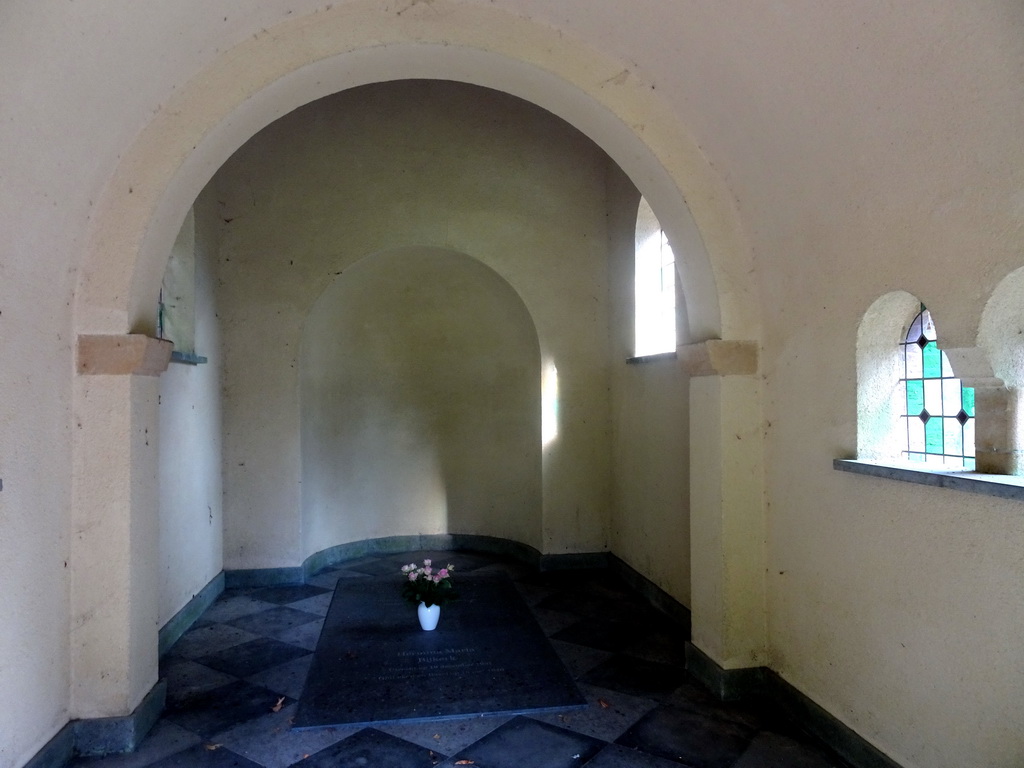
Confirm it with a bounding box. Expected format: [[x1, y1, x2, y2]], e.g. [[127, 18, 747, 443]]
[[606, 167, 691, 605], [301, 247, 541, 551], [713, 5, 1024, 765], [157, 190, 224, 626], [213, 81, 613, 567], [2, 2, 1024, 766]]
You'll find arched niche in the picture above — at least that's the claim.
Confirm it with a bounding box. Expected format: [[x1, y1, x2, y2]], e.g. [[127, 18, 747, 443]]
[[300, 247, 542, 554], [978, 265, 1024, 470], [856, 291, 922, 461]]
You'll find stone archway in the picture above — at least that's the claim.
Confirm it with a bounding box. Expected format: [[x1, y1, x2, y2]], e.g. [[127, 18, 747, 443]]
[[69, 0, 760, 722]]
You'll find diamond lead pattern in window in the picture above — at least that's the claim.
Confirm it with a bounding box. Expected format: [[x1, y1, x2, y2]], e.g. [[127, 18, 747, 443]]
[[899, 307, 975, 469]]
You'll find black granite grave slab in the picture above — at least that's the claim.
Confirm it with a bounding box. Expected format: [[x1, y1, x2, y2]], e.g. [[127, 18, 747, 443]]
[[294, 572, 585, 729]]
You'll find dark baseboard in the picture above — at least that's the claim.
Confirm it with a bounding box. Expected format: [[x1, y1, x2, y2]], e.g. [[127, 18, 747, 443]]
[[760, 669, 904, 768], [225, 565, 305, 588], [159, 572, 225, 657], [73, 680, 167, 757], [539, 551, 611, 571], [684, 642, 767, 701], [23, 724, 74, 768], [27, 680, 167, 767], [610, 555, 691, 631], [301, 533, 544, 577], [684, 642, 903, 768]]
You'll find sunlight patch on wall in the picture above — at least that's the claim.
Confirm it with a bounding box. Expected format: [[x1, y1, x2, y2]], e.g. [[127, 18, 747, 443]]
[[542, 360, 560, 446]]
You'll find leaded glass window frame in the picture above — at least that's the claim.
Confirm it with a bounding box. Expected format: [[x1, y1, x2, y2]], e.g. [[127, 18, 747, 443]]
[[899, 307, 975, 469]]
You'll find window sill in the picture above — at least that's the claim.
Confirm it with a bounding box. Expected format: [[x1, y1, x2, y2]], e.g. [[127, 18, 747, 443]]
[[833, 458, 1024, 501], [170, 351, 208, 365], [626, 352, 677, 365]]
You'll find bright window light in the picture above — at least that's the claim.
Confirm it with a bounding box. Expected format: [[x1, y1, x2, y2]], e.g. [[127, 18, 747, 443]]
[[542, 361, 559, 446], [635, 197, 676, 357]]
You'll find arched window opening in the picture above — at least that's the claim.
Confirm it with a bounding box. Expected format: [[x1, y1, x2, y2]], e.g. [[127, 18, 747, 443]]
[[900, 307, 975, 468], [634, 196, 676, 357]]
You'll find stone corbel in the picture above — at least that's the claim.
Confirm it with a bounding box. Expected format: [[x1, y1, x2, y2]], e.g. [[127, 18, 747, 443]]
[[77, 334, 173, 376], [678, 340, 758, 377]]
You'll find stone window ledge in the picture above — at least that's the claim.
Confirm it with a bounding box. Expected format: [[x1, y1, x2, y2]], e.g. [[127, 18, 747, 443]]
[[834, 458, 1024, 502]]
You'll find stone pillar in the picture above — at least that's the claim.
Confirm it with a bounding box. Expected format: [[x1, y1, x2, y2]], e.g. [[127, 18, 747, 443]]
[[71, 335, 171, 718], [680, 340, 767, 689], [943, 347, 1016, 474]]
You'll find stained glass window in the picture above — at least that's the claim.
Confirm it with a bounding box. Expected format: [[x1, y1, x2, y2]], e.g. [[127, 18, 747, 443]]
[[899, 307, 975, 469]]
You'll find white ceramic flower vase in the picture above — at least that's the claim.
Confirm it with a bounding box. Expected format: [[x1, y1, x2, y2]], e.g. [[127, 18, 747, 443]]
[[417, 602, 441, 631]]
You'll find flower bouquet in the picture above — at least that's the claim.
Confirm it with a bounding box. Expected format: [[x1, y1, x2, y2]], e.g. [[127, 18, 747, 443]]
[[400, 559, 457, 608]]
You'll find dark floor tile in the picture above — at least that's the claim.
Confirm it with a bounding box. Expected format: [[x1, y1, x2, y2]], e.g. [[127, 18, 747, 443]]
[[142, 743, 264, 768], [585, 743, 689, 768], [532, 606, 585, 636], [622, 623, 690, 667], [513, 578, 560, 606], [616, 705, 755, 768], [290, 727, 441, 768], [731, 732, 849, 768], [166, 624, 261, 660], [227, 606, 322, 637], [164, 679, 290, 738], [286, 591, 333, 617], [375, 713, 512, 755], [198, 595, 278, 625], [551, 617, 640, 653], [442, 716, 603, 768], [473, 559, 536, 581], [245, 653, 314, 699], [536, 590, 622, 618], [581, 655, 688, 700], [248, 584, 330, 605], [195, 637, 310, 678], [216, 703, 359, 768], [272, 617, 324, 650], [666, 682, 771, 732], [549, 639, 615, 679], [527, 683, 658, 742], [306, 568, 354, 589], [160, 658, 237, 707]]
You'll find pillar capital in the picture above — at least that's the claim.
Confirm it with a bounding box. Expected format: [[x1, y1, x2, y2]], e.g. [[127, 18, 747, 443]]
[[77, 335, 173, 376], [678, 340, 758, 377]]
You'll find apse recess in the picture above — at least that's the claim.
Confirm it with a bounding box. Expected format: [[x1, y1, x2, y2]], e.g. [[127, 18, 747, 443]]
[[300, 247, 542, 552]]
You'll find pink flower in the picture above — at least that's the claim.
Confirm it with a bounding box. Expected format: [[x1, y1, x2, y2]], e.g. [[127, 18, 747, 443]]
[[432, 574, 442, 583], [407, 572, 417, 581], [438, 568, 449, 578], [423, 566, 432, 575], [423, 559, 432, 567]]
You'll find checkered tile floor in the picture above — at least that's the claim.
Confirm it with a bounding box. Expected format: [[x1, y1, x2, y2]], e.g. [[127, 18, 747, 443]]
[[70, 551, 850, 767]]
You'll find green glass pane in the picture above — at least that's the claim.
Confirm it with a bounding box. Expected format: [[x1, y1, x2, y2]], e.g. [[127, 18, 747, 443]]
[[922, 341, 942, 378], [905, 380, 924, 415], [925, 418, 944, 454], [962, 387, 975, 417]]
